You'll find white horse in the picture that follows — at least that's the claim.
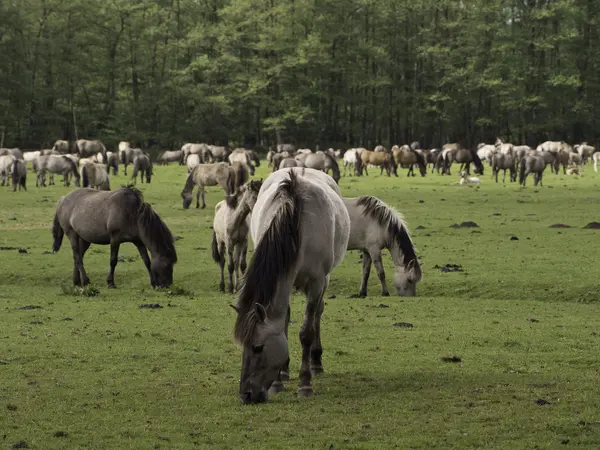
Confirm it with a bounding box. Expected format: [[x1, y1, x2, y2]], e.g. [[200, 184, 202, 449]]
[[211, 180, 262, 293], [593, 152, 600, 173], [186, 153, 200, 173], [343, 149, 360, 176], [344, 196, 421, 297], [458, 171, 481, 185], [233, 167, 350, 404], [476, 143, 496, 164], [0, 154, 16, 186]]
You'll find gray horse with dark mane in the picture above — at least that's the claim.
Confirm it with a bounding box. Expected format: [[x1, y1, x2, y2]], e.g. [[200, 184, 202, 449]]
[[52, 187, 177, 288], [233, 168, 350, 404]]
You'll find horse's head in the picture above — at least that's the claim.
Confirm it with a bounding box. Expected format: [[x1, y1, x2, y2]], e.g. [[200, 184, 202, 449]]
[[394, 259, 422, 297], [181, 191, 192, 209], [243, 180, 263, 210], [146, 169, 152, 184], [150, 256, 174, 288], [235, 303, 289, 404]]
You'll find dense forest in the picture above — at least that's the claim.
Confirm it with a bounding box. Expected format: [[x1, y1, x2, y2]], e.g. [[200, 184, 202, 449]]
[[1, 0, 599, 151]]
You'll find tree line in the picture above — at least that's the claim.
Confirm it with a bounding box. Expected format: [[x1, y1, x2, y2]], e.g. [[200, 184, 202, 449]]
[[1, 0, 598, 151]]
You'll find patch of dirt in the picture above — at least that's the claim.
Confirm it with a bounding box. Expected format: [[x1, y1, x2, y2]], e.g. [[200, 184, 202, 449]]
[[63, 317, 73, 321], [139, 304, 163, 309], [441, 355, 462, 363], [510, 236, 519, 241], [392, 322, 413, 328], [434, 264, 464, 273], [7, 404, 17, 411], [29, 321, 43, 325], [18, 305, 41, 310], [0, 246, 18, 251], [18, 249, 27, 254], [450, 221, 479, 228], [12, 441, 28, 449], [53, 431, 68, 438], [415, 225, 426, 230], [491, 213, 502, 216], [118, 255, 137, 263], [536, 398, 551, 406], [528, 318, 540, 323], [583, 222, 600, 229], [549, 224, 572, 228]]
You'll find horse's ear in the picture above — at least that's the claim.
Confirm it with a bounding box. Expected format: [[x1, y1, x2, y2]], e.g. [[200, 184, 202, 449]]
[[230, 304, 240, 314], [254, 303, 267, 323]]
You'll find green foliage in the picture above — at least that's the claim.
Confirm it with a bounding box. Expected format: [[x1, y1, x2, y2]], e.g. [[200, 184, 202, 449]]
[[0, 0, 599, 149]]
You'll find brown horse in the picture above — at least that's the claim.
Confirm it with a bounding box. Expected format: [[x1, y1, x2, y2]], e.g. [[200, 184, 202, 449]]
[[441, 146, 484, 176], [360, 150, 396, 176], [392, 145, 427, 177], [52, 187, 177, 288]]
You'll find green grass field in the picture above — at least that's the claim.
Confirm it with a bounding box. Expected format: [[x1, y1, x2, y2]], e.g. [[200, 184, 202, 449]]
[[2, 162, 600, 449]]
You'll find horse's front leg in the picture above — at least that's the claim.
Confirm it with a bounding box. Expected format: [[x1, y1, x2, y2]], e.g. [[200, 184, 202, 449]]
[[370, 249, 390, 296], [269, 306, 291, 395], [134, 241, 152, 284], [200, 187, 207, 209], [298, 281, 326, 398], [234, 240, 247, 292], [106, 237, 121, 288]]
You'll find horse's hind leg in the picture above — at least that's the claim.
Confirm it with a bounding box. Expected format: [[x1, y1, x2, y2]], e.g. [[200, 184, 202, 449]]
[[67, 232, 90, 286], [106, 237, 121, 288], [200, 187, 207, 209], [227, 245, 235, 294], [310, 286, 327, 376], [234, 240, 247, 292], [350, 250, 371, 298], [218, 242, 226, 292]]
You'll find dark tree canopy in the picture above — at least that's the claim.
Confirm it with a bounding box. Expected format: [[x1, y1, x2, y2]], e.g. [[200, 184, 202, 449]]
[[1, 0, 598, 150]]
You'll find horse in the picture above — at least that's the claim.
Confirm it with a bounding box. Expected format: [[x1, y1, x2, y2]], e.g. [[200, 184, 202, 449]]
[[344, 196, 421, 297], [374, 145, 388, 153], [272, 152, 293, 171], [36, 155, 80, 187], [343, 149, 362, 176], [569, 152, 583, 167], [491, 153, 516, 183], [519, 155, 546, 186], [442, 147, 484, 176], [477, 143, 496, 164], [232, 167, 350, 404], [106, 153, 119, 176], [553, 149, 570, 175], [52, 140, 72, 153], [594, 152, 600, 172], [0, 155, 16, 186], [81, 163, 111, 190], [266, 150, 275, 167], [279, 157, 304, 169], [120, 148, 145, 176], [360, 150, 395, 176], [10, 159, 27, 191], [458, 171, 481, 186], [575, 143, 595, 164], [229, 149, 256, 176], [182, 143, 214, 164], [207, 145, 229, 162], [244, 149, 261, 168], [131, 154, 153, 185], [495, 138, 514, 157], [299, 152, 341, 184], [181, 162, 235, 209], [187, 153, 201, 173], [157, 150, 184, 165], [211, 180, 263, 293], [536, 141, 569, 155], [425, 148, 441, 173], [24, 151, 41, 163], [392, 145, 427, 177], [275, 143, 296, 153], [76, 139, 107, 161], [52, 187, 177, 288]]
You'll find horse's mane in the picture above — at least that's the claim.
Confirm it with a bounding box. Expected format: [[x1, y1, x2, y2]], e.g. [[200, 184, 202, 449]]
[[62, 156, 79, 178], [133, 188, 177, 263], [234, 171, 301, 345], [356, 196, 417, 266], [324, 152, 340, 172], [181, 167, 197, 196]]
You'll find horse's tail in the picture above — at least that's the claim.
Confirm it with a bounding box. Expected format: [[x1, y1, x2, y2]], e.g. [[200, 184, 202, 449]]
[[211, 231, 220, 263], [52, 212, 64, 253], [234, 171, 302, 343], [11, 160, 19, 189], [81, 165, 89, 187]]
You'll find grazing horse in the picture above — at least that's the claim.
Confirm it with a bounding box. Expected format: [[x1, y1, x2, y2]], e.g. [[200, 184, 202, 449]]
[[392, 145, 427, 177], [575, 143, 595, 164], [181, 162, 235, 209], [81, 163, 111, 191], [131, 154, 153, 185], [187, 154, 201, 173], [212, 180, 263, 293], [157, 150, 184, 165], [299, 152, 341, 184], [360, 150, 395, 176], [519, 155, 546, 186], [52, 187, 177, 288], [120, 147, 145, 176], [76, 139, 107, 161], [279, 157, 304, 169], [344, 196, 421, 297], [229, 149, 256, 176], [182, 143, 214, 164], [233, 167, 350, 404], [491, 153, 516, 183], [11, 159, 27, 191], [36, 155, 80, 187], [442, 147, 484, 176], [553, 150, 570, 175]]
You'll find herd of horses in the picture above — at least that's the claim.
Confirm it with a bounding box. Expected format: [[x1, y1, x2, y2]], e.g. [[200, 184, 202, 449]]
[[1, 135, 596, 404]]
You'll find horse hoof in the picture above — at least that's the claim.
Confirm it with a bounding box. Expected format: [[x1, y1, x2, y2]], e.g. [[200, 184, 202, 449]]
[[280, 371, 290, 382], [269, 381, 284, 394], [348, 293, 365, 299], [297, 387, 314, 398], [310, 366, 324, 376], [201, 205, 206, 209], [107, 283, 116, 289], [381, 291, 390, 297]]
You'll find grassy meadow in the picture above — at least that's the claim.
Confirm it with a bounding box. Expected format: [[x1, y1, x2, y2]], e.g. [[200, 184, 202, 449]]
[[2, 161, 600, 449]]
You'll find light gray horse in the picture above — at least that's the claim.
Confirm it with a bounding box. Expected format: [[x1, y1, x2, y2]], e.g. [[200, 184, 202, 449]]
[[0, 155, 16, 186], [228, 148, 256, 176], [11, 159, 27, 191], [207, 145, 229, 162], [233, 167, 350, 404], [36, 155, 80, 187], [52, 187, 177, 288], [120, 147, 145, 176], [76, 139, 107, 161], [106, 153, 119, 176], [181, 162, 235, 209], [279, 157, 304, 169], [81, 163, 111, 190], [491, 153, 516, 183], [182, 143, 214, 164], [52, 140, 72, 153], [211, 180, 263, 293], [157, 150, 184, 165], [131, 154, 153, 185], [0, 148, 24, 160], [519, 155, 546, 186], [344, 196, 421, 297], [296, 152, 341, 184]]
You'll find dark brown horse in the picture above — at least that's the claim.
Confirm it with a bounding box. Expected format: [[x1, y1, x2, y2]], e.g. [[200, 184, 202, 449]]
[[442, 146, 484, 176], [52, 187, 177, 288]]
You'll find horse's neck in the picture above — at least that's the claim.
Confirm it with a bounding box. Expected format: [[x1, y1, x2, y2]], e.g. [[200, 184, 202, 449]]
[[230, 199, 251, 230], [388, 242, 406, 268]]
